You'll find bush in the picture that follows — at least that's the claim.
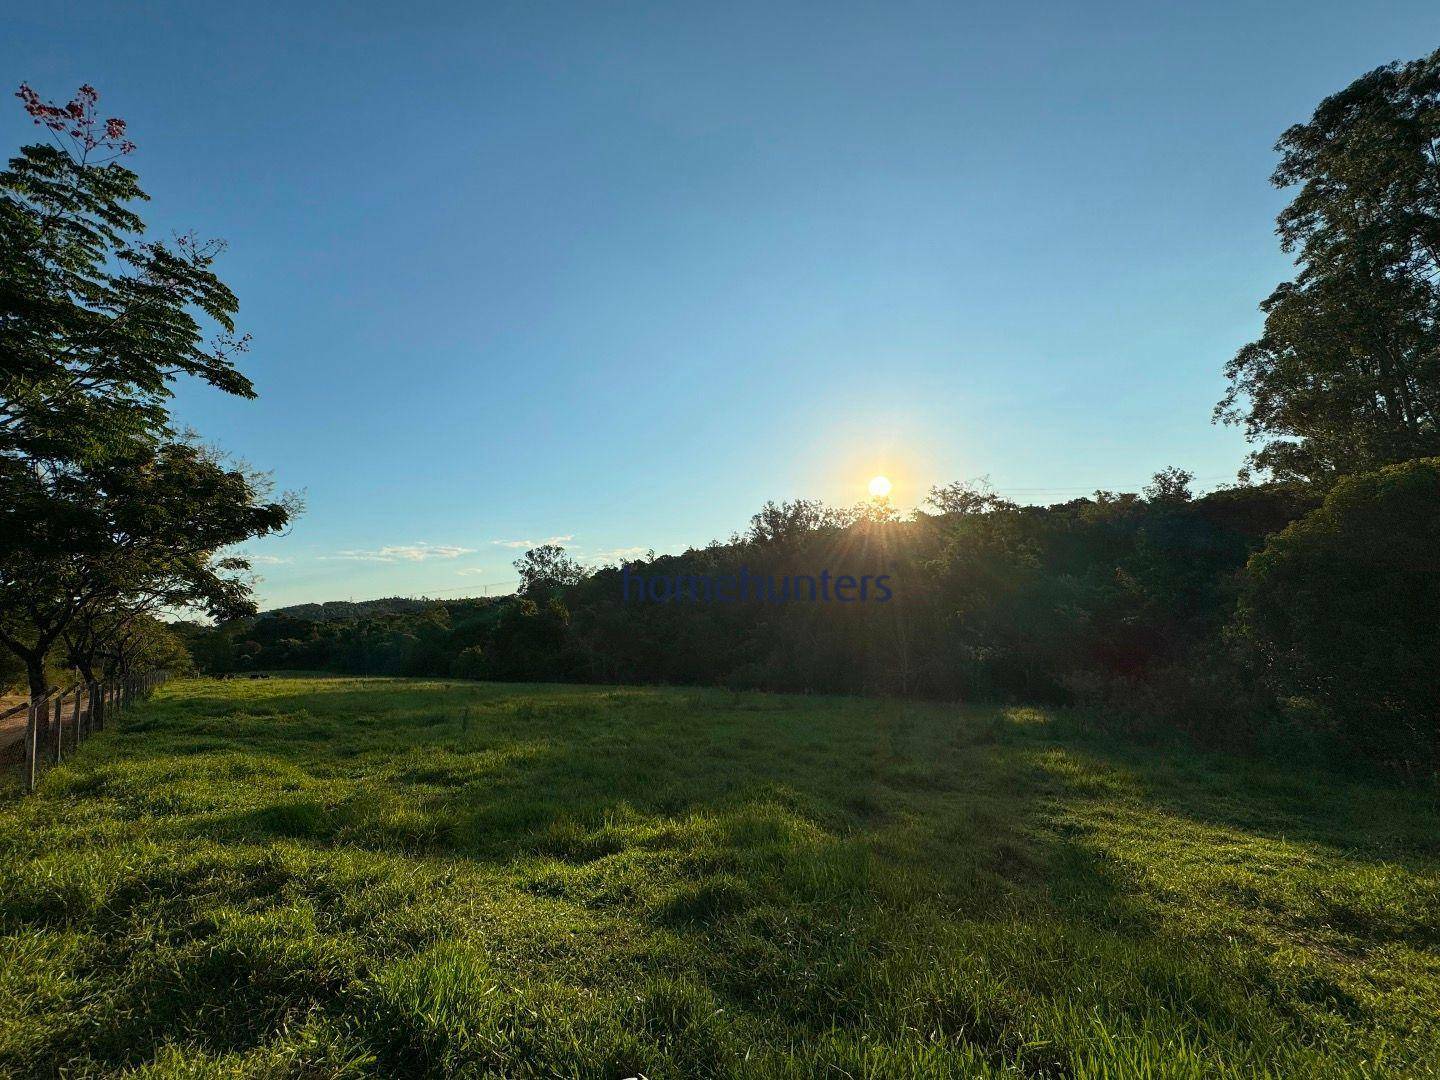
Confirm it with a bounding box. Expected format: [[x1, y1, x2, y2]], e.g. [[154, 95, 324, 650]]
[[1238, 458, 1440, 778], [451, 645, 487, 680]]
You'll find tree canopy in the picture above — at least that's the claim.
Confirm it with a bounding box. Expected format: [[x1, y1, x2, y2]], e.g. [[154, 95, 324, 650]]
[[1219, 48, 1440, 482]]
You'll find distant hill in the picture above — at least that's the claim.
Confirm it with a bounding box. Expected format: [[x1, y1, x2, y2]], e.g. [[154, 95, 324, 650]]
[[259, 597, 454, 622]]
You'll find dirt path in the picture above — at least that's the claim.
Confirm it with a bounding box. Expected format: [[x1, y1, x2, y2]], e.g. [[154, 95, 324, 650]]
[[0, 698, 29, 763], [0, 690, 97, 764]]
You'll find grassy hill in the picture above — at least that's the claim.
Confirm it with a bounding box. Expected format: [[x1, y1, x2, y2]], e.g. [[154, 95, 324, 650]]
[[1, 677, 1437, 1077]]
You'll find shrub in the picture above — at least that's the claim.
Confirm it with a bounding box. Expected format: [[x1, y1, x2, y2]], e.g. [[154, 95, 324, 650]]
[[1238, 458, 1440, 778], [450, 645, 487, 680]]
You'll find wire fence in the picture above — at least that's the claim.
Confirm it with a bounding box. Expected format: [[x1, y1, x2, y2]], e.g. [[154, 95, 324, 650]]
[[1, 670, 168, 795]]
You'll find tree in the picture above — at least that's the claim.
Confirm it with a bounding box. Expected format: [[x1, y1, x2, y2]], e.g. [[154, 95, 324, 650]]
[[0, 84, 287, 694], [924, 478, 1015, 516], [744, 500, 846, 545], [1218, 49, 1440, 482], [85, 613, 195, 680], [1238, 458, 1440, 777], [513, 544, 586, 597], [1143, 467, 1195, 505], [489, 596, 572, 679], [0, 438, 290, 695], [2, 84, 253, 462]]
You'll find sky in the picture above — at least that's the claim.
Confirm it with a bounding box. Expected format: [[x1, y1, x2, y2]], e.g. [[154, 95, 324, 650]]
[[5, 2, 1439, 608]]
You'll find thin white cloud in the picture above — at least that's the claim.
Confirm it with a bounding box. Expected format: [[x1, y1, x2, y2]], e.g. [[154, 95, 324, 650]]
[[248, 554, 293, 566], [324, 542, 475, 563], [586, 546, 650, 565], [490, 534, 574, 550]]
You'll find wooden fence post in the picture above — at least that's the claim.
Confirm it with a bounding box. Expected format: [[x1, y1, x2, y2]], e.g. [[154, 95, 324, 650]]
[[11, 672, 173, 795], [23, 701, 38, 795], [51, 693, 63, 765]]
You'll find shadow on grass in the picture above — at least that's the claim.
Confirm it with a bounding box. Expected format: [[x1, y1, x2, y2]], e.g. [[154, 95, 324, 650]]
[[18, 678, 1432, 1074]]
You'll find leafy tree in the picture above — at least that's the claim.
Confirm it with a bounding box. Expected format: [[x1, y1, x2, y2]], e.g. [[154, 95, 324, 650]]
[[514, 544, 586, 597], [0, 84, 287, 693], [1, 84, 253, 462], [451, 645, 487, 680], [1143, 467, 1195, 504], [745, 499, 846, 545], [94, 614, 195, 679], [473, 597, 570, 680], [924, 478, 1015, 516], [0, 435, 289, 695], [1218, 49, 1440, 482], [1238, 458, 1440, 776]]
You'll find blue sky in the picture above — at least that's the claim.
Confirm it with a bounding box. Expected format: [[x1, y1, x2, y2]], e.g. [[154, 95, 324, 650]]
[[5, 2, 1438, 608]]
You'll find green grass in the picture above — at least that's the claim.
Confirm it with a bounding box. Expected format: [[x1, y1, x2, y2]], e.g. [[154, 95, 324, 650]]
[[1, 676, 1437, 1078]]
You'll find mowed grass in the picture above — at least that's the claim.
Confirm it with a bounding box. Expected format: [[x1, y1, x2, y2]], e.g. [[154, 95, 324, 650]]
[[1, 677, 1438, 1078]]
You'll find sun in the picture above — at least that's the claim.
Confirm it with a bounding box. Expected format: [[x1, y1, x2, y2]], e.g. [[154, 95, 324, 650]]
[[868, 475, 893, 499]]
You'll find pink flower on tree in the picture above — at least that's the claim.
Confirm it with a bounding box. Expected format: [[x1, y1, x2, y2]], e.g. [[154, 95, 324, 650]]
[[14, 82, 136, 160]]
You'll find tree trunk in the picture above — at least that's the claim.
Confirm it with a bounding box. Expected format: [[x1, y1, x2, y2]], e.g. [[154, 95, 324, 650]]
[[24, 654, 49, 701]]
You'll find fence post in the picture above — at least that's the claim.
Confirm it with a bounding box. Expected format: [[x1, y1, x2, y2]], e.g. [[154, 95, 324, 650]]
[[12, 676, 156, 796], [51, 692, 63, 765], [23, 701, 38, 795]]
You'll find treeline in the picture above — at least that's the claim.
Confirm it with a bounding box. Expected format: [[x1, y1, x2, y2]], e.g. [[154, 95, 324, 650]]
[[192, 457, 1436, 776], [261, 598, 436, 623], [0, 86, 289, 697], [203, 475, 1294, 712]]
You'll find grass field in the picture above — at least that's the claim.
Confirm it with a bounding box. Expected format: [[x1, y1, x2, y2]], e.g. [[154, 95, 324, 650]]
[[0, 676, 1437, 1078]]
